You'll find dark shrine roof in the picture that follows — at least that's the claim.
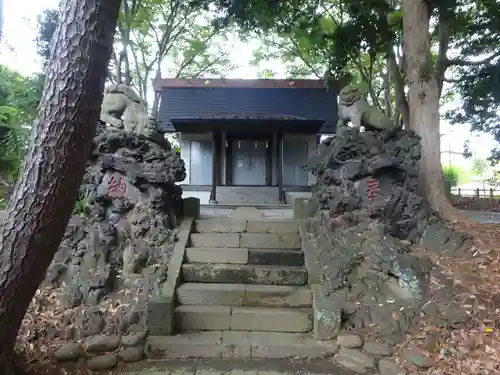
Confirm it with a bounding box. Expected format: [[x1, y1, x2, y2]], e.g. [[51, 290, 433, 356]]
[[154, 79, 340, 134], [193, 113, 307, 120]]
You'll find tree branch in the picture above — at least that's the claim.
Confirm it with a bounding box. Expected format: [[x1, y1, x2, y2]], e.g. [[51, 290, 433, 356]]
[[176, 52, 230, 78], [445, 50, 500, 67], [174, 26, 222, 77], [382, 69, 392, 117], [347, 51, 382, 109], [327, 14, 382, 109], [288, 38, 324, 79], [259, 36, 324, 79], [442, 76, 460, 83], [387, 48, 409, 126], [145, 5, 194, 74], [435, 13, 451, 98]]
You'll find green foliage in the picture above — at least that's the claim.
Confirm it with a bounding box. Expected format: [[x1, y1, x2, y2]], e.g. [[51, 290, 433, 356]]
[[205, 0, 400, 81], [167, 133, 181, 153], [442, 0, 500, 161], [74, 190, 93, 217], [471, 157, 490, 177], [202, 0, 500, 162], [113, 0, 236, 103], [124, 0, 235, 104], [205, 0, 405, 118], [443, 165, 461, 186], [37, 1, 234, 106], [35, 8, 59, 70], [33, 0, 500, 163], [486, 169, 500, 189], [0, 66, 43, 179], [0, 123, 30, 179]]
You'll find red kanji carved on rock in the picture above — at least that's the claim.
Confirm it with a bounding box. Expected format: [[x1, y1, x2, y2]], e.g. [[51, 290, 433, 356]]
[[107, 175, 127, 195], [367, 178, 379, 202]]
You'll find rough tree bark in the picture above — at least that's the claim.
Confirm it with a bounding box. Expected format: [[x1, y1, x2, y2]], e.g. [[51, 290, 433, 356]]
[[402, 0, 461, 221], [0, 0, 120, 372]]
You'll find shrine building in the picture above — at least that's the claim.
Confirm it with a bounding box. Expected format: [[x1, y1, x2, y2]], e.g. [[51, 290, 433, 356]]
[[152, 78, 339, 205]]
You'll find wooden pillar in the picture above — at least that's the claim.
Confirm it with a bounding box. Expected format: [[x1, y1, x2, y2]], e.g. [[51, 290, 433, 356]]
[[221, 131, 227, 185], [265, 135, 272, 186], [210, 132, 217, 203], [277, 131, 284, 202], [226, 134, 233, 186]]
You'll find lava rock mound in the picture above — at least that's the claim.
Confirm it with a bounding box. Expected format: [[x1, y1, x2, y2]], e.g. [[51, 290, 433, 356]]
[[309, 126, 428, 242], [43, 122, 186, 336], [303, 127, 469, 344]]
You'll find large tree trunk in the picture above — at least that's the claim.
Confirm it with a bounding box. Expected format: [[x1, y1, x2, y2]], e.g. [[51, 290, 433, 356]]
[[0, 0, 120, 372], [402, 0, 461, 221]]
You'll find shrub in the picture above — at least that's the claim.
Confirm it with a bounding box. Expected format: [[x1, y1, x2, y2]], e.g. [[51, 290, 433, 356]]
[[443, 165, 461, 187]]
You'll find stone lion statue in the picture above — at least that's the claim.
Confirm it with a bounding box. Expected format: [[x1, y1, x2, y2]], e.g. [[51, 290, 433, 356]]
[[100, 83, 160, 139], [336, 85, 394, 131]]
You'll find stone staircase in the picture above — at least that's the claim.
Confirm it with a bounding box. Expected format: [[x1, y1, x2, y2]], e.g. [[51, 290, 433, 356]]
[[174, 217, 313, 333], [146, 209, 340, 359]]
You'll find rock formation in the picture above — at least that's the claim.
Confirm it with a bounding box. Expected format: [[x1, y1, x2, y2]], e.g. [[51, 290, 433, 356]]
[[304, 126, 470, 345], [43, 84, 186, 338]]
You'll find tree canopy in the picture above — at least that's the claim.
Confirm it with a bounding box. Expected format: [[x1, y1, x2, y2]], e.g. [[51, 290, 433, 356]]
[[0, 66, 43, 179], [444, 1, 500, 161], [202, 0, 499, 153], [190, 0, 500, 219], [37, 0, 236, 106], [29, 0, 500, 218]]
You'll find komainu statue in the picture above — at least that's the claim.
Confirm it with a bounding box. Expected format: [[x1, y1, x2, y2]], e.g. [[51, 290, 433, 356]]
[[100, 83, 160, 140], [336, 85, 395, 131]]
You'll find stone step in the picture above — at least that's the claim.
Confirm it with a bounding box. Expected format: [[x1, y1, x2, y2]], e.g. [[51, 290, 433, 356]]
[[176, 283, 312, 307], [185, 247, 304, 267], [190, 233, 301, 249], [181, 263, 308, 285], [248, 249, 304, 267], [245, 284, 312, 307], [194, 219, 298, 234], [185, 247, 249, 264], [201, 203, 292, 209], [194, 219, 247, 233], [146, 331, 338, 359], [174, 305, 312, 332], [189, 233, 240, 248], [245, 220, 298, 234], [240, 233, 301, 249]]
